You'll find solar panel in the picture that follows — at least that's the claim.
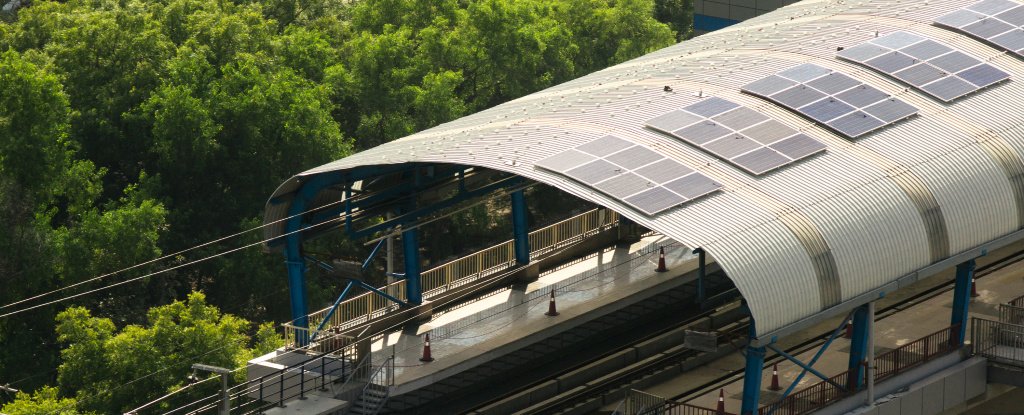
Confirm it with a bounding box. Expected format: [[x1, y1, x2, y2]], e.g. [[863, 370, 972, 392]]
[[624, 187, 687, 216], [959, 63, 1012, 86], [535, 149, 595, 172], [742, 75, 798, 96], [595, 173, 653, 198], [742, 63, 917, 138], [605, 145, 663, 170], [991, 28, 1024, 50], [837, 31, 1010, 102], [645, 97, 828, 175], [685, 97, 740, 117], [801, 98, 855, 123], [863, 98, 918, 123], [922, 76, 978, 101], [576, 135, 634, 157], [773, 86, 827, 108], [634, 159, 694, 184], [712, 107, 769, 130], [770, 134, 827, 159], [837, 44, 890, 62], [779, 64, 832, 82], [996, 6, 1024, 25], [733, 148, 792, 175], [565, 159, 622, 185], [646, 110, 703, 134], [675, 121, 732, 144], [663, 174, 722, 199], [534, 135, 723, 214], [936, 1, 1024, 59], [827, 112, 885, 138]]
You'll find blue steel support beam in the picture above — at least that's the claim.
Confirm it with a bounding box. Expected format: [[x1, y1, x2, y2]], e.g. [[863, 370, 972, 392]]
[[283, 172, 345, 346], [768, 345, 844, 389], [511, 190, 530, 265], [403, 226, 423, 305], [693, 248, 706, 304], [741, 346, 766, 415], [847, 304, 870, 390], [311, 280, 356, 340], [765, 310, 853, 415], [741, 317, 764, 415], [951, 259, 975, 346]]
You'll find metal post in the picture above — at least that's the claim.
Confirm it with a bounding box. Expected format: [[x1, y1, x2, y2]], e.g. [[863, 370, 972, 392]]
[[741, 315, 763, 415], [403, 227, 422, 304], [192, 364, 233, 415], [951, 259, 976, 346], [386, 212, 395, 284], [320, 356, 327, 391], [278, 371, 285, 407], [866, 301, 876, 407], [511, 190, 530, 265], [847, 304, 870, 391], [299, 363, 306, 400], [741, 345, 766, 415], [259, 376, 265, 404], [693, 248, 706, 304], [220, 373, 230, 414]]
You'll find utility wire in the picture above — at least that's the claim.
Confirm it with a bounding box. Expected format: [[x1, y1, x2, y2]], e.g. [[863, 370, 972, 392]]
[[0, 199, 346, 311], [0, 217, 344, 319]]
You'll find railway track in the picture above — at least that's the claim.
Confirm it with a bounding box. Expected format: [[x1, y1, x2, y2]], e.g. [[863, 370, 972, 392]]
[[491, 249, 1024, 415]]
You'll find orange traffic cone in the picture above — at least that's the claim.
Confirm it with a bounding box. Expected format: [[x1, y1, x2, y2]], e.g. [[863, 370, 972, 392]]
[[545, 289, 559, 316], [769, 363, 781, 391], [716, 388, 726, 414], [656, 247, 668, 272], [419, 333, 434, 362], [971, 278, 979, 298]]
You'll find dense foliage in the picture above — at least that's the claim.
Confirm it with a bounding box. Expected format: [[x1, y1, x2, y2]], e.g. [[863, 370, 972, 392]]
[[0, 0, 688, 411]]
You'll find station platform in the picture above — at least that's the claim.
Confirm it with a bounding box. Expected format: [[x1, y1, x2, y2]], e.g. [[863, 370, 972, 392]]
[[620, 244, 1024, 414], [367, 233, 701, 397]]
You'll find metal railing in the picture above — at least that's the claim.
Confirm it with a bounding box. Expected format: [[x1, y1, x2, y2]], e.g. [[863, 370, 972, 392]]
[[664, 401, 736, 415], [280, 325, 354, 355], [293, 208, 619, 345], [1009, 293, 1024, 308], [159, 343, 357, 415], [998, 303, 1024, 326], [874, 324, 958, 382], [972, 317, 1024, 366], [622, 389, 668, 415], [758, 324, 959, 415]]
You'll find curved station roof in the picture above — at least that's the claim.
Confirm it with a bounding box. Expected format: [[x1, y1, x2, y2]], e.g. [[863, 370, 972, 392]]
[[265, 0, 1024, 341]]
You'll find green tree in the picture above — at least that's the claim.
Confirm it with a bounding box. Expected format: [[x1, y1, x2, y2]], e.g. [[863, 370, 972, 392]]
[[0, 386, 89, 415], [55, 292, 281, 414]]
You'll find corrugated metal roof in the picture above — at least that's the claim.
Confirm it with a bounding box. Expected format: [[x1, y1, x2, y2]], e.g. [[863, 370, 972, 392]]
[[263, 0, 1024, 338]]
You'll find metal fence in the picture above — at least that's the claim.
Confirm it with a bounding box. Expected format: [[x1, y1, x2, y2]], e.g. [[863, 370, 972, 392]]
[[874, 324, 957, 382], [621, 389, 668, 415], [972, 317, 1024, 366], [293, 208, 619, 345], [757, 324, 959, 415], [1009, 293, 1024, 308], [664, 401, 736, 415], [998, 303, 1024, 326]]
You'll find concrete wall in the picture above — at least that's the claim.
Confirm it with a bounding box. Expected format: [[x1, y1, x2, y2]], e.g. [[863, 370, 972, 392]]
[[841, 356, 988, 415]]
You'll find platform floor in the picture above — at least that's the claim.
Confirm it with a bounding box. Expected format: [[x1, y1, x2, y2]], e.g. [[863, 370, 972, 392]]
[[618, 244, 1024, 413], [366, 234, 701, 394]]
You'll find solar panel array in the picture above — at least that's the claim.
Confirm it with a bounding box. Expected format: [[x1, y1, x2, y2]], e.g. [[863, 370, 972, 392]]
[[741, 64, 918, 139], [645, 97, 827, 175], [534, 135, 723, 215], [935, 0, 1024, 57], [838, 31, 1010, 101]]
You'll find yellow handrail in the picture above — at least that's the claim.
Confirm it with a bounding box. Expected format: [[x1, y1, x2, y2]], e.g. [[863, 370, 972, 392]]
[[291, 208, 619, 345]]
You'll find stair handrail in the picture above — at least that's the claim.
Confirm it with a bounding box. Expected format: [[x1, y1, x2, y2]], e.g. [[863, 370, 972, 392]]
[[354, 356, 393, 414], [334, 352, 375, 404]]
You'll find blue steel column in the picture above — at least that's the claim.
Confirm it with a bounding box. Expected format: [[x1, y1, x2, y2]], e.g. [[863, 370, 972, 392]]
[[741, 318, 764, 415], [283, 174, 341, 346], [951, 259, 976, 346], [847, 304, 870, 390], [403, 227, 422, 304], [511, 190, 530, 265]]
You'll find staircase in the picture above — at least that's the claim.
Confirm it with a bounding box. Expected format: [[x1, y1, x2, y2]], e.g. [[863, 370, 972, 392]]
[[349, 384, 389, 415]]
